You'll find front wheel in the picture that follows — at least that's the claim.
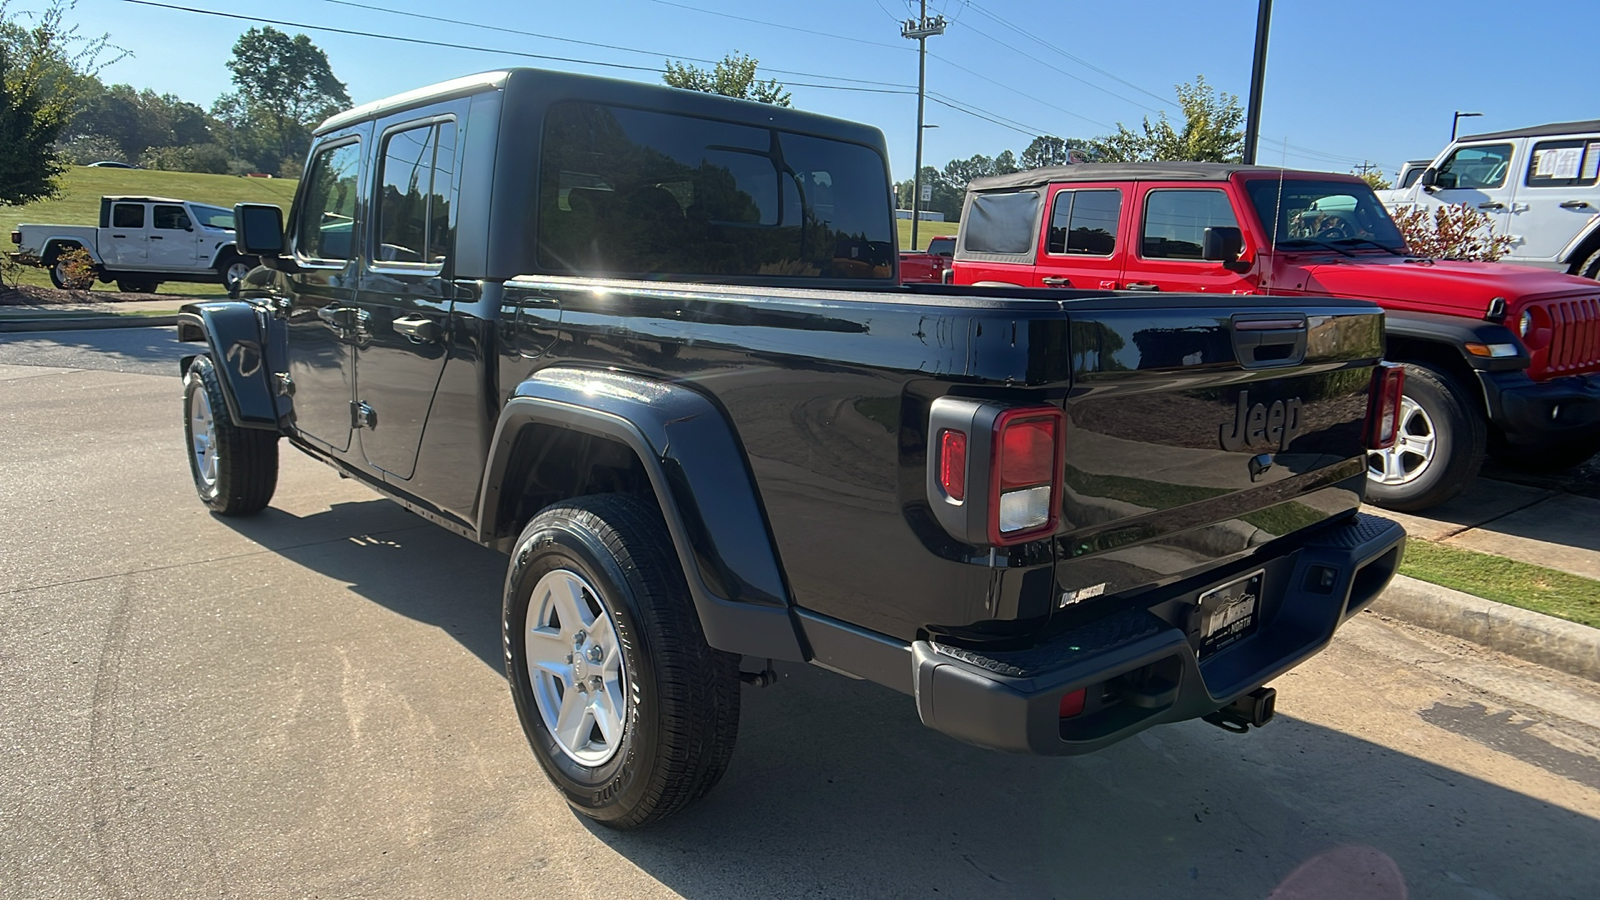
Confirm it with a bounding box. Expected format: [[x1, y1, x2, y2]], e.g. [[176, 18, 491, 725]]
[[504, 494, 741, 829], [1365, 363, 1486, 512], [218, 254, 256, 298], [183, 355, 279, 515]]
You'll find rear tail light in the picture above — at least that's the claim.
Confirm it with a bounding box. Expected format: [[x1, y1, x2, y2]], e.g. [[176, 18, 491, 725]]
[[937, 429, 967, 501], [1365, 363, 1405, 450], [926, 399, 1066, 547], [989, 407, 1065, 545], [9, 231, 19, 245]]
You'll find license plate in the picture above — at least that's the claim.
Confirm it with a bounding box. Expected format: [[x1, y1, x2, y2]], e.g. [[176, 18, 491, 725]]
[[1198, 570, 1263, 658]]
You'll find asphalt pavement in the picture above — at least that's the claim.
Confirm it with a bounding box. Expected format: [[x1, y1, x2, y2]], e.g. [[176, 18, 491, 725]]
[[3, 329, 1600, 899]]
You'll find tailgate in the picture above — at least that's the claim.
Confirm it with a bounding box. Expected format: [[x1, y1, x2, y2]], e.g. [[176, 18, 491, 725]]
[[1053, 298, 1383, 611]]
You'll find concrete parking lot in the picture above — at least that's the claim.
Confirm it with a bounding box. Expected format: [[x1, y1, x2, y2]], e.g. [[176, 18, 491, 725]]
[[3, 328, 1600, 899]]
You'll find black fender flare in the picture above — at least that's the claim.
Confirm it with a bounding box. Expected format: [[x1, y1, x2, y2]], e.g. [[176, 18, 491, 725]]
[[1383, 309, 1528, 371], [477, 367, 805, 662], [174, 301, 284, 431]]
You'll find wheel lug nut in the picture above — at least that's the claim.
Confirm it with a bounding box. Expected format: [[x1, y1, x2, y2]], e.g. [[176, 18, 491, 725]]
[[591, 676, 604, 691], [587, 645, 603, 663], [573, 630, 587, 646]]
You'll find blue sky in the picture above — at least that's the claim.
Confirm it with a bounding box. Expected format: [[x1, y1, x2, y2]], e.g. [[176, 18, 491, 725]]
[[67, 0, 1600, 182]]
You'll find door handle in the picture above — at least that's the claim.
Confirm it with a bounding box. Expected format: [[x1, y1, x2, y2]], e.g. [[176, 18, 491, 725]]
[[392, 315, 440, 343], [1040, 276, 1072, 287], [150, 235, 164, 240], [1124, 282, 1161, 292], [1478, 202, 1505, 210], [111, 234, 126, 238], [1561, 200, 1592, 210], [316, 305, 352, 327]]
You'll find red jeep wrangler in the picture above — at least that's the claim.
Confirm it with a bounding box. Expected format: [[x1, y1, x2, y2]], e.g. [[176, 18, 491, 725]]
[[951, 162, 1600, 511], [900, 234, 955, 283]]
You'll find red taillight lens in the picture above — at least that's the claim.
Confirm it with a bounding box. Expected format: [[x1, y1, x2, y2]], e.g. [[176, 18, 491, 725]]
[[1365, 363, 1405, 450], [989, 407, 1065, 544], [938, 429, 967, 501], [1059, 688, 1087, 718]]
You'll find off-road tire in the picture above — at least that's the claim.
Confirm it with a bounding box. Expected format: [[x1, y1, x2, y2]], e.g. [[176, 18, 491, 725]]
[[1365, 363, 1486, 512], [1576, 247, 1600, 281], [504, 493, 741, 829], [183, 354, 278, 515], [217, 252, 256, 299], [46, 245, 93, 290]]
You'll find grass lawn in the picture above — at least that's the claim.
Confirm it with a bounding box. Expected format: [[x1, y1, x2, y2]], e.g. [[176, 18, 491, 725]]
[[897, 217, 960, 250], [1399, 539, 1600, 629], [4, 167, 299, 300]]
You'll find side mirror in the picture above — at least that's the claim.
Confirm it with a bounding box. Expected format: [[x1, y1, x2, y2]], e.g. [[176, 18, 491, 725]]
[[234, 203, 285, 257], [1419, 168, 1437, 187], [1202, 226, 1244, 262]]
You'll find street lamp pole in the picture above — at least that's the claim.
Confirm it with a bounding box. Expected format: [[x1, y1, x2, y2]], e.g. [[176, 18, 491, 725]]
[[903, 3, 946, 250], [1452, 111, 1483, 142]]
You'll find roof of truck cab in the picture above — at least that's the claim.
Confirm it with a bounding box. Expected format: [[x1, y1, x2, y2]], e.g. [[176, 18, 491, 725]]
[[965, 162, 1355, 191], [1458, 119, 1600, 142], [102, 195, 190, 204], [314, 68, 888, 151]]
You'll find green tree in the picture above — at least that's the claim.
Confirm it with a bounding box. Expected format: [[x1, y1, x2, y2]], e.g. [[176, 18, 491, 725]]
[[663, 51, 791, 107], [222, 27, 348, 170], [894, 166, 962, 221], [994, 149, 1019, 175], [1022, 135, 1069, 169], [1355, 168, 1392, 190], [0, 0, 122, 205], [1090, 76, 1243, 163]]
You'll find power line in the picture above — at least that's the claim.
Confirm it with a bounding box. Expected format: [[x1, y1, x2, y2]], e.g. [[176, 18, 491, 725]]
[[117, 0, 917, 96], [928, 51, 1115, 132], [958, 18, 1167, 117], [320, 0, 917, 90], [644, 0, 912, 51], [964, 2, 1177, 109]]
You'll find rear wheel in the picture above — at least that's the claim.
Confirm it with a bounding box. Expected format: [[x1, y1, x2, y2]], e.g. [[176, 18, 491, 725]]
[[183, 354, 279, 515], [1365, 363, 1485, 512], [504, 494, 740, 829]]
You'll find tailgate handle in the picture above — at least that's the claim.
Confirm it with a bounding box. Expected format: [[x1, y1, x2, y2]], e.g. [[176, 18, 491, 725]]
[[1232, 315, 1307, 368]]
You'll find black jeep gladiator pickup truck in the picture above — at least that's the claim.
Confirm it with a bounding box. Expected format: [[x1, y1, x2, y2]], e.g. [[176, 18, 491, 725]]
[[176, 69, 1406, 828]]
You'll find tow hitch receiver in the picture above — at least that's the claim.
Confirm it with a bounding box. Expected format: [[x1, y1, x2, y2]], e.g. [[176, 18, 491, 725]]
[[1203, 686, 1277, 734]]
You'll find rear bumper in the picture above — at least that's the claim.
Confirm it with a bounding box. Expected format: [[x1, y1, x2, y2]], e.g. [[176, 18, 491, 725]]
[[908, 513, 1404, 755], [1479, 370, 1600, 448]]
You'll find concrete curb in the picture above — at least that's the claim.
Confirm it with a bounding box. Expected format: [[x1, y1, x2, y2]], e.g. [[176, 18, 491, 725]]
[[0, 315, 178, 333], [1370, 573, 1600, 683]]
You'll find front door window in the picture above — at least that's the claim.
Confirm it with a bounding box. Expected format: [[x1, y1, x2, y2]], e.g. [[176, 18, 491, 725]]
[[297, 142, 362, 262]]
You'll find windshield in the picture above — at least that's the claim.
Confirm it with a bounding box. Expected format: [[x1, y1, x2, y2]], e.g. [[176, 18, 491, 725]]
[[1244, 179, 1406, 252], [191, 205, 235, 230]]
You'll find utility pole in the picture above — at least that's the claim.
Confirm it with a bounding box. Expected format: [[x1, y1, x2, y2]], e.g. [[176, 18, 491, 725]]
[[903, 3, 946, 250], [1242, 0, 1272, 165], [1354, 161, 1378, 177]]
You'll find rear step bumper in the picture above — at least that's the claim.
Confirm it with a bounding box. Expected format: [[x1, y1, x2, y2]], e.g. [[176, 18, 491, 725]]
[[910, 513, 1404, 755]]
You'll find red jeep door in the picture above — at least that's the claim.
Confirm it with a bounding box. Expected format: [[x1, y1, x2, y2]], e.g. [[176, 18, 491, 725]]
[[1031, 184, 1128, 290], [1124, 184, 1256, 294]]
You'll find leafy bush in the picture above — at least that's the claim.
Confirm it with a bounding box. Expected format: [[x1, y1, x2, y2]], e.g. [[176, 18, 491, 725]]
[[54, 246, 96, 289], [1, 250, 32, 289], [1390, 203, 1513, 261], [138, 143, 232, 174]]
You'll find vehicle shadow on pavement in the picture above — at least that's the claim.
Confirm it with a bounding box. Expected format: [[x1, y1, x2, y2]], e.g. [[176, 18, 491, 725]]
[[590, 664, 1600, 899], [215, 498, 508, 669], [214, 498, 1600, 899]]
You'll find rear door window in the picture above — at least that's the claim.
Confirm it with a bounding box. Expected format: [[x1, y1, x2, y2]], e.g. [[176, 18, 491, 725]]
[[1524, 139, 1600, 188], [1047, 189, 1121, 255], [112, 203, 145, 229], [1141, 189, 1237, 259], [374, 121, 457, 267]]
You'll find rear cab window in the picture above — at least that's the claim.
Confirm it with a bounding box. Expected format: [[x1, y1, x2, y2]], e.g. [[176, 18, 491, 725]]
[[536, 102, 894, 280]]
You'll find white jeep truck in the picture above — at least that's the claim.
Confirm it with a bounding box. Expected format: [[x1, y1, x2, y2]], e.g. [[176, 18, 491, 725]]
[[10, 196, 256, 295], [1379, 119, 1600, 279]]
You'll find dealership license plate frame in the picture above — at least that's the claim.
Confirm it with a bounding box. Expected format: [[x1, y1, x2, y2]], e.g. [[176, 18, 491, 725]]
[[1198, 569, 1264, 658]]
